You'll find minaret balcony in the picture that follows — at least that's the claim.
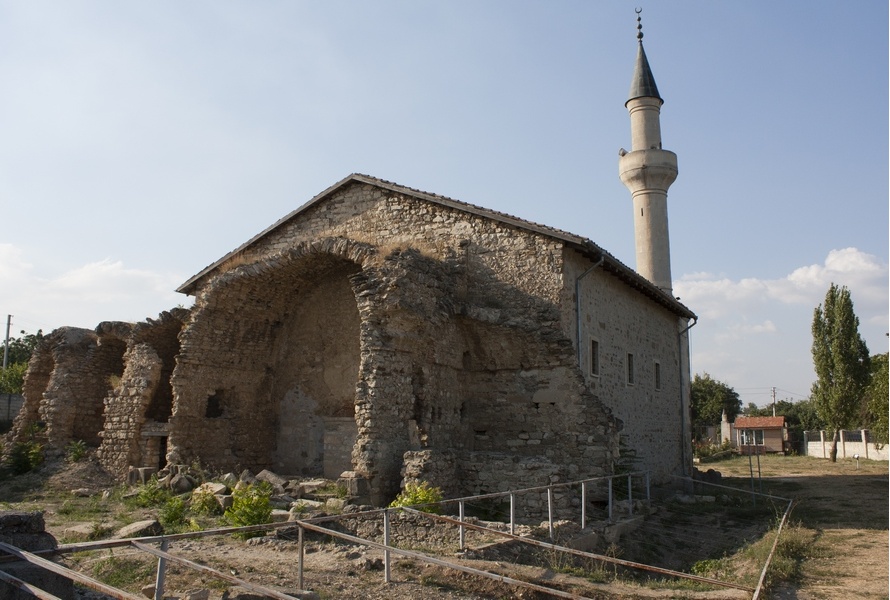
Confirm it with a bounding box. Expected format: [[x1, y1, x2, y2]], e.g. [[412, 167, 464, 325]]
[[618, 149, 678, 191]]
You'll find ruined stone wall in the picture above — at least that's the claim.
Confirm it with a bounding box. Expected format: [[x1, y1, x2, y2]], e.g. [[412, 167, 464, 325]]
[[8, 340, 54, 444], [9, 327, 122, 451], [172, 181, 619, 506], [563, 249, 689, 480], [34, 328, 123, 451], [6, 311, 187, 474], [95, 343, 162, 476]]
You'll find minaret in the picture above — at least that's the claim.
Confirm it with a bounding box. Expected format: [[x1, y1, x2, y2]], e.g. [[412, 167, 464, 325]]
[[618, 10, 678, 295]]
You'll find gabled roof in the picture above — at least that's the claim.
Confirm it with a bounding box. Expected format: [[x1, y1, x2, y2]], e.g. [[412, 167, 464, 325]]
[[176, 173, 695, 319], [734, 416, 786, 429]]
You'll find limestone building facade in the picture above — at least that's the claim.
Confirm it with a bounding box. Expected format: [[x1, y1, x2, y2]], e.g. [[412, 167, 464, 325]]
[[6, 23, 696, 507], [165, 174, 694, 503]]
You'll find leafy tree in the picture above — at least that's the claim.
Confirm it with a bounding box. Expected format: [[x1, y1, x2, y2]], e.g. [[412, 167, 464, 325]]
[[742, 402, 760, 416], [0, 362, 27, 396], [0, 329, 42, 397], [864, 353, 888, 446], [3, 330, 43, 366], [690, 373, 741, 435], [811, 283, 870, 462], [786, 398, 824, 434]]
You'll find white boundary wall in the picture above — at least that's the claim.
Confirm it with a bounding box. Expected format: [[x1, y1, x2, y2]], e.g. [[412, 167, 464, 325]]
[[804, 430, 888, 461]]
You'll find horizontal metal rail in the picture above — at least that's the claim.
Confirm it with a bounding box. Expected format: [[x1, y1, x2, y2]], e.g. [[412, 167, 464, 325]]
[[291, 516, 598, 600], [752, 499, 795, 599], [670, 474, 793, 503], [0, 568, 65, 600], [400, 507, 756, 593], [131, 541, 309, 600], [0, 542, 143, 600], [0, 520, 299, 561], [422, 471, 651, 506]]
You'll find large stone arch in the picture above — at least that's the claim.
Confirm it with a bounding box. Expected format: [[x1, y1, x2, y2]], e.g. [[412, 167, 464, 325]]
[[271, 259, 362, 477], [169, 238, 376, 476]]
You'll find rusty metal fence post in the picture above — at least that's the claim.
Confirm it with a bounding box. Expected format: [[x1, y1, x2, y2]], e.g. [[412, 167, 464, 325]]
[[581, 481, 587, 529], [298, 525, 304, 592], [546, 487, 554, 540], [458, 500, 465, 550], [383, 508, 391, 583], [153, 538, 169, 600]]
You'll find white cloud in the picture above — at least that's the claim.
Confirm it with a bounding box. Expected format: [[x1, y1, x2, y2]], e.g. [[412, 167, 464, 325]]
[[713, 320, 777, 343], [677, 248, 887, 324], [678, 248, 888, 406], [0, 246, 192, 333]]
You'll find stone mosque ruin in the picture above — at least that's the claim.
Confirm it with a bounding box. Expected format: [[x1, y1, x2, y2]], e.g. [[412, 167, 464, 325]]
[[5, 24, 696, 508]]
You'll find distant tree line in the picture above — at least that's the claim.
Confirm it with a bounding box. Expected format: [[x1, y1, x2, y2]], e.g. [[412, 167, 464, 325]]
[[690, 283, 888, 461]]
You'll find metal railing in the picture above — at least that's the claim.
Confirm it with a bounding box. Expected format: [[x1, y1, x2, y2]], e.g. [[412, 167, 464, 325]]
[[0, 470, 794, 599]]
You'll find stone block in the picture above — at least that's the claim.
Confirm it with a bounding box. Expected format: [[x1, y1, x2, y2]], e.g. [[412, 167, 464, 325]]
[[114, 519, 162, 539]]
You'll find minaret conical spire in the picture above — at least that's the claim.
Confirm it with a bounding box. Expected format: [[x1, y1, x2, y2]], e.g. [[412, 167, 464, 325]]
[[618, 9, 678, 294], [628, 18, 662, 104]]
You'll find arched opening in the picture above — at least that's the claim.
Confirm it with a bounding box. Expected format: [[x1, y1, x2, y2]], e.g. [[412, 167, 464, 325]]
[[272, 258, 362, 477], [74, 337, 126, 447]]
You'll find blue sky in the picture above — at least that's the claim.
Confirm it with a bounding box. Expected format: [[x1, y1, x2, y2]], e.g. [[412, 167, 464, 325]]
[[0, 2, 886, 408]]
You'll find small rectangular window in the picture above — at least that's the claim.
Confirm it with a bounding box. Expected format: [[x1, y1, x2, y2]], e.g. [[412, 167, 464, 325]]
[[654, 361, 662, 390], [740, 429, 765, 445], [626, 353, 635, 385], [590, 339, 600, 377]]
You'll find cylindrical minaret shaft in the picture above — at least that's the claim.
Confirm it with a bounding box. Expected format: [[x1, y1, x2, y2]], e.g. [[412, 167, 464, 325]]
[[618, 18, 677, 295]]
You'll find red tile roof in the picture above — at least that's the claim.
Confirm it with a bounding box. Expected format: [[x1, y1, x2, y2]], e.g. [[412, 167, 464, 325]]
[[734, 416, 786, 429]]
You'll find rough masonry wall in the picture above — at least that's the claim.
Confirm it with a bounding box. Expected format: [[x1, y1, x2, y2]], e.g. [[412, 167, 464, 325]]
[[31, 328, 124, 452], [173, 181, 619, 505], [563, 249, 689, 480], [95, 343, 162, 476], [6, 311, 187, 475]]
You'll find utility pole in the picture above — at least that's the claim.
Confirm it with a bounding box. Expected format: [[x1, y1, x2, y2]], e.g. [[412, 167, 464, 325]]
[[771, 387, 777, 417], [2, 314, 11, 370]]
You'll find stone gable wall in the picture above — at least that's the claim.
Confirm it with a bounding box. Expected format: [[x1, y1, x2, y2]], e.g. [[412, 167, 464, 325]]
[[171, 182, 619, 505]]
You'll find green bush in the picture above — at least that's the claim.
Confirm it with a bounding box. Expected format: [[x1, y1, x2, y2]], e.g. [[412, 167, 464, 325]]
[[389, 481, 443, 514], [189, 487, 222, 516], [693, 439, 732, 459], [224, 482, 273, 538], [159, 496, 188, 531], [65, 440, 88, 463], [130, 477, 172, 508], [7, 440, 43, 475]]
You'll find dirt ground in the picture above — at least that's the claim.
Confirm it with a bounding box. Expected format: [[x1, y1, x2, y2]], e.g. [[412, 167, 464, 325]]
[[712, 454, 889, 600], [1, 454, 887, 599]]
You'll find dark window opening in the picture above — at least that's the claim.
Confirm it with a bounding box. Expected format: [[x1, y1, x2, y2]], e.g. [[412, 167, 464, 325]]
[[205, 394, 224, 418]]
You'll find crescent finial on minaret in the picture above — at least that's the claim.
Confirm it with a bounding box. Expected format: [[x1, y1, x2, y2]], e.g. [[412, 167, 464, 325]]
[[636, 8, 644, 42]]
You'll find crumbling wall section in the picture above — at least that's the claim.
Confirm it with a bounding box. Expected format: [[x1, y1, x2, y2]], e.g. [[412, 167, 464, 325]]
[[95, 343, 162, 477], [34, 327, 123, 452], [7, 337, 54, 445], [169, 239, 375, 474], [131, 309, 190, 423], [6, 311, 188, 469]]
